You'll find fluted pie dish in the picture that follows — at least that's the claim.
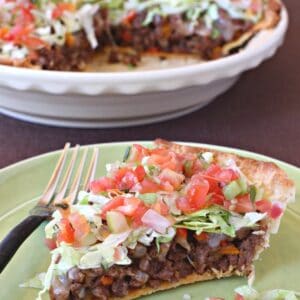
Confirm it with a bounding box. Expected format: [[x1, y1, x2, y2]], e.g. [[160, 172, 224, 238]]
[[0, 1, 288, 127]]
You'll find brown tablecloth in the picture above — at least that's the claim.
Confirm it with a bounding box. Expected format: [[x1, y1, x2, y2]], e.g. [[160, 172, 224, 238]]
[[0, 0, 299, 169]]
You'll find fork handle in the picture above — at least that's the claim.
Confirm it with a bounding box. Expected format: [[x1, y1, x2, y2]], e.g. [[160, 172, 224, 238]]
[[0, 215, 47, 273]]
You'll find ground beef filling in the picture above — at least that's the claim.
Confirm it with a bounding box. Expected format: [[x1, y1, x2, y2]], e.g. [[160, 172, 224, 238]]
[[32, 9, 255, 71], [50, 229, 264, 300]]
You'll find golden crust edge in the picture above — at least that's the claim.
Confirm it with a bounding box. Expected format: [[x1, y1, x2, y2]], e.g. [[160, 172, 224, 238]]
[[222, 0, 283, 54], [109, 269, 248, 300]]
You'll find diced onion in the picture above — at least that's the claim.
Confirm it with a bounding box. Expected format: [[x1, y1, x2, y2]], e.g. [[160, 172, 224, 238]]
[[141, 209, 171, 234]]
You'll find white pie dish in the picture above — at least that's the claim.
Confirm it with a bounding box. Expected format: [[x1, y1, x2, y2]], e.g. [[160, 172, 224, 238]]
[[0, 8, 288, 128]]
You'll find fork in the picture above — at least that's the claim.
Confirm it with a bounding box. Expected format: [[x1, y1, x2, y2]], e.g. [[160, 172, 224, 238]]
[[0, 144, 99, 273]]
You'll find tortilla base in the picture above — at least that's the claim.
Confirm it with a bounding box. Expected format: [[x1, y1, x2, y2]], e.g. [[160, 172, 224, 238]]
[[108, 268, 250, 300]]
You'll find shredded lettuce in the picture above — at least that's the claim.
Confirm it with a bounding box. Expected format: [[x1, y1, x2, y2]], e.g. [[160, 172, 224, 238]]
[[36, 243, 82, 300], [174, 206, 235, 237], [235, 286, 300, 300], [79, 245, 131, 269], [77, 190, 110, 206], [79, 231, 132, 269], [229, 212, 267, 231], [19, 273, 45, 290], [100, 0, 263, 25], [175, 206, 266, 238], [155, 227, 176, 251], [124, 226, 176, 251]]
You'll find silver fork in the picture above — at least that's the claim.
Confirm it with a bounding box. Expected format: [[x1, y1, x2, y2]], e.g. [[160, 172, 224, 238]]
[[0, 144, 99, 273]]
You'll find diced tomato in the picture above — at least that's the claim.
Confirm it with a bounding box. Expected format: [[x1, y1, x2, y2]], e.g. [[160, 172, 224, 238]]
[[57, 218, 75, 244], [127, 144, 149, 163], [52, 3, 76, 19], [113, 167, 129, 182], [270, 202, 283, 219], [204, 164, 238, 183], [187, 175, 210, 210], [138, 178, 161, 193], [216, 169, 239, 183], [15, 5, 34, 25], [255, 200, 283, 219], [176, 196, 193, 213], [234, 194, 254, 213], [131, 204, 148, 227], [69, 212, 90, 241], [159, 168, 184, 190], [194, 232, 209, 241], [101, 196, 125, 217], [255, 199, 272, 213], [4, 25, 32, 42], [235, 294, 245, 300], [44, 238, 57, 250], [118, 170, 138, 190], [205, 164, 222, 177], [22, 36, 47, 49], [187, 184, 209, 209], [115, 197, 141, 216], [223, 200, 231, 210], [202, 176, 222, 194], [153, 199, 169, 216], [134, 165, 146, 182], [122, 10, 137, 25], [177, 228, 188, 238], [148, 148, 183, 172], [90, 177, 116, 193], [113, 166, 145, 191], [207, 193, 225, 206]]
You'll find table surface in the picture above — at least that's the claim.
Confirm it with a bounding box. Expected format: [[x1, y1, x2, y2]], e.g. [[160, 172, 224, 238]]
[[0, 0, 299, 169]]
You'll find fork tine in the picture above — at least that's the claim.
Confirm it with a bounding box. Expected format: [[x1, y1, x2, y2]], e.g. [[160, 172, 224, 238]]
[[39, 143, 70, 207], [83, 147, 99, 191], [53, 145, 80, 205], [64, 147, 89, 205]]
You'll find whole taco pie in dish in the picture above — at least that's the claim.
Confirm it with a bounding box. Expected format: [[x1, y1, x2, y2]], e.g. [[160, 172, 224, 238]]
[[31, 140, 295, 300], [0, 0, 282, 71]]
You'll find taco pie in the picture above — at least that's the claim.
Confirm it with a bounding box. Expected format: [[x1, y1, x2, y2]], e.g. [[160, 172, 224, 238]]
[[31, 140, 295, 300], [0, 0, 282, 71]]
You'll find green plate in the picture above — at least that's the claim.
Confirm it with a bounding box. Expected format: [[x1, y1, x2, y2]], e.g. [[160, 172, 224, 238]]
[[0, 142, 299, 300]]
